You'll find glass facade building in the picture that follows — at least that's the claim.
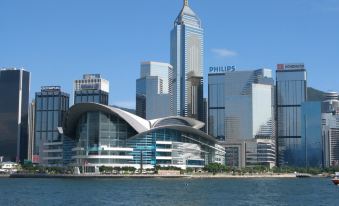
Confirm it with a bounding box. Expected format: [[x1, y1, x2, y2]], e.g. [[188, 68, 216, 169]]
[[208, 73, 225, 141], [276, 64, 307, 167], [74, 74, 109, 105], [170, 0, 204, 121], [136, 62, 174, 119], [322, 114, 339, 167], [208, 69, 275, 167], [128, 128, 223, 168], [34, 86, 69, 166], [322, 93, 339, 167], [300, 102, 322, 168], [208, 69, 275, 141], [63, 103, 224, 171], [0, 69, 30, 162]]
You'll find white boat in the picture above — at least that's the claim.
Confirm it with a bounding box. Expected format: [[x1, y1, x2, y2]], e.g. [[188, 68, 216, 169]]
[[332, 172, 339, 185]]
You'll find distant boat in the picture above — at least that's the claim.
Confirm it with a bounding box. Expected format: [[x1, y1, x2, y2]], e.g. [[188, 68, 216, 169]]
[[332, 172, 339, 186], [295, 173, 311, 178]]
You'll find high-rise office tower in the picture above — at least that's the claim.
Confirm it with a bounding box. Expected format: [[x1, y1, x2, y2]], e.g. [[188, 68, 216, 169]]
[[276, 64, 307, 167], [322, 92, 339, 167], [209, 69, 275, 141], [136, 62, 174, 119], [171, 0, 204, 121], [33, 86, 69, 166], [0, 68, 30, 162], [209, 69, 276, 168], [74, 74, 109, 105]]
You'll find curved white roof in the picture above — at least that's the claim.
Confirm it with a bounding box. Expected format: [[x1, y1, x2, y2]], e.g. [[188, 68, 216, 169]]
[[150, 116, 205, 130], [63, 103, 211, 142], [63, 103, 150, 137]]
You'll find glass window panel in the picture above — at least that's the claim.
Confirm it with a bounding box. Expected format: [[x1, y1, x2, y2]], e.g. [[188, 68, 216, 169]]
[[47, 132, 53, 142], [94, 96, 99, 103], [53, 111, 59, 128], [81, 96, 87, 103], [209, 84, 217, 107], [41, 112, 47, 130], [218, 109, 225, 138], [35, 111, 42, 131], [48, 111, 53, 130], [42, 97, 48, 110], [53, 132, 58, 141], [54, 97, 59, 110], [75, 96, 81, 104], [36, 97, 43, 110], [48, 97, 53, 110], [41, 132, 46, 143], [218, 84, 224, 107]]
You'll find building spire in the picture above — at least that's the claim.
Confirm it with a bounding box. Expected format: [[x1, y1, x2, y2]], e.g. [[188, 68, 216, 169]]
[[184, 0, 189, 6]]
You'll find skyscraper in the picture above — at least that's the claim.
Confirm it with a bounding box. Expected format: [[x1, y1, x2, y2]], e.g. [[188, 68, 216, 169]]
[[322, 92, 339, 167], [136, 62, 174, 119], [209, 69, 275, 141], [276, 64, 307, 167], [208, 68, 276, 168], [171, 0, 204, 121], [33, 86, 69, 166], [0, 68, 30, 162], [74, 74, 109, 105], [322, 113, 339, 168]]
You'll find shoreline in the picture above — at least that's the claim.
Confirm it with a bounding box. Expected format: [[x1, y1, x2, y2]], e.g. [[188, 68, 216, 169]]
[[189, 174, 297, 179], [6, 173, 311, 179]]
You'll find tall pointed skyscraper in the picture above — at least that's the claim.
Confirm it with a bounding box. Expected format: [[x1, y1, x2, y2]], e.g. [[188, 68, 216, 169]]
[[171, 0, 204, 121]]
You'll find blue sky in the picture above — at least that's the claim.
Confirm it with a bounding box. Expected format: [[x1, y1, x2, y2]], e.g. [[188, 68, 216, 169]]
[[1, 0, 339, 108]]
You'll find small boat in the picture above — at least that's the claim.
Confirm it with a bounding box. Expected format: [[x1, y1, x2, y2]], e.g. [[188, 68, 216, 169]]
[[332, 172, 339, 185], [295, 173, 311, 178]]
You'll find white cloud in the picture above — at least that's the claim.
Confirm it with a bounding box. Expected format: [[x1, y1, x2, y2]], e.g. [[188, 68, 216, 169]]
[[112, 100, 135, 109], [211, 48, 238, 58]]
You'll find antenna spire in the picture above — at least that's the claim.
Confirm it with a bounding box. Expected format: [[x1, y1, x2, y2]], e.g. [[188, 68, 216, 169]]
[[184, 0, 189, 6]]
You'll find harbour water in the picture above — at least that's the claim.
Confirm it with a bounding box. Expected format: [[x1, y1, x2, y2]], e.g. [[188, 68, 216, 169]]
[[0, 178, 338, 206]]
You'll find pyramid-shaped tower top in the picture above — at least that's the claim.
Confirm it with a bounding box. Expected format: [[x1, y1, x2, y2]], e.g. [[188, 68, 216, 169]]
[[175, 0, 202, 28]]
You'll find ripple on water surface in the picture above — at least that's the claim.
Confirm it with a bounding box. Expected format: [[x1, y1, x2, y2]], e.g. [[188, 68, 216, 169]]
[[0, 178, 338, 206]]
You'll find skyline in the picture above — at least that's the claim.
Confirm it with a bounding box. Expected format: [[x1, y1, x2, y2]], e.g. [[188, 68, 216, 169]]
[[1, 0, 339, 108]]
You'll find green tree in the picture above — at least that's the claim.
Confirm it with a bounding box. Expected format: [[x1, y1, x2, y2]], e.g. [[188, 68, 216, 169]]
[[203, 163, 227, 174]]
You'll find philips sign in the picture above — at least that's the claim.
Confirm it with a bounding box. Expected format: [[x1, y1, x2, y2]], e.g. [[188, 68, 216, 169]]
[[209, 66, 236, 73]]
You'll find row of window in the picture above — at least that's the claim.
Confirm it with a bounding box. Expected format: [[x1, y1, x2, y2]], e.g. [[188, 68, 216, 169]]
[[36, 95, 69, 111]]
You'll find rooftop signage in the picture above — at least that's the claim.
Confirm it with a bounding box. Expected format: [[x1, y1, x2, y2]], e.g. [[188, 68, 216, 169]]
[[209, 66, 236, 73], [41, 86, 61, 91], [277, 64, 305, 70], [83, 74, 101, 79], [80, 83, 100, 90]]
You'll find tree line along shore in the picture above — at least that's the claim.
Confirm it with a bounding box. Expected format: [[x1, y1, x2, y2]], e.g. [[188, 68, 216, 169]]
[[2, 163, 337, 178]]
